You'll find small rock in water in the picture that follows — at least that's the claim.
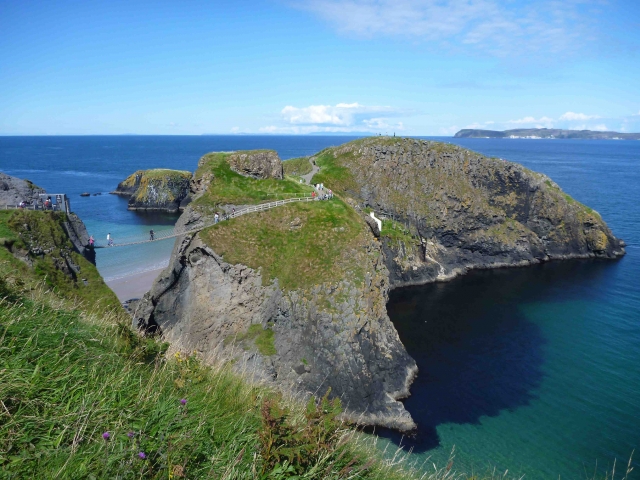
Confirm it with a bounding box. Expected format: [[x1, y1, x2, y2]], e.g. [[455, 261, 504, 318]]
[[93, 192, 102, 196], [80, 192, 90, 197]]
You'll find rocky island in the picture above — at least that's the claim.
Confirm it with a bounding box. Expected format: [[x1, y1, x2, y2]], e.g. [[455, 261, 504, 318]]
[[111, 168, 192, 212], [131, 138, 624, 431]]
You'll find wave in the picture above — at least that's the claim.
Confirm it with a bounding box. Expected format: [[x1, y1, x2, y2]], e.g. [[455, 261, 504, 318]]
[[102, 260, 169, 283]]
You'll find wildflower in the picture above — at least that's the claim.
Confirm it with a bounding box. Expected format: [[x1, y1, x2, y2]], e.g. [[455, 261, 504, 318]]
[[102, 432, 110, 440], [138, 451, 146, 459], [180, 398, 187, 405], [127, 431, 135, 438]]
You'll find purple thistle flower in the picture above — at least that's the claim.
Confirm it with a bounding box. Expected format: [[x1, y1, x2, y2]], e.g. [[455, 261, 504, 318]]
[[180, 398, 187, 405], [127, 431, 135, 438], [138, 451, 146, 459], [102, 432, 110, 440]]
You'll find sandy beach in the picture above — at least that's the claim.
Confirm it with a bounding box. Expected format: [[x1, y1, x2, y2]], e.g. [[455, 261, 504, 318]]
[[106, 267, 164, 302]]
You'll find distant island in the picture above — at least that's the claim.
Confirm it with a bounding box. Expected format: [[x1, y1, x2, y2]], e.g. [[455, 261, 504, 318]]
[[454, 128, 640, 140]]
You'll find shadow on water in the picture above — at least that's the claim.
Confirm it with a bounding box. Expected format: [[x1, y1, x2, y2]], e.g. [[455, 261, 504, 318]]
[[378, 258, 621, 453]]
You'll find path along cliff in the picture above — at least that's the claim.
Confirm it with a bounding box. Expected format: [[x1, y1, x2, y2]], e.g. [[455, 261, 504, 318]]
[[132, 139, 624, 432]]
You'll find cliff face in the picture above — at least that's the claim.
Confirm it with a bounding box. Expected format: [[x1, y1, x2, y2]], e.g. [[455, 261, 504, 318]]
[[311, 137, 625, 287], [133, 153, 418, 431], [227, 150, 284, 179], [111, 169, 192, 212]]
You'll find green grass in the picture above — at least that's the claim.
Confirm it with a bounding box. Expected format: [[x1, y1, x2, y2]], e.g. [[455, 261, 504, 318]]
[[310, 149, 359, 195], [193, 153, 312, 207], [0, 210, 122, 316], [0, 278, 431, 479], [225, 324, 277, 356], [380, 218, 419, 248], [283, 157, 313, 177], [201, 199, 368, 291]]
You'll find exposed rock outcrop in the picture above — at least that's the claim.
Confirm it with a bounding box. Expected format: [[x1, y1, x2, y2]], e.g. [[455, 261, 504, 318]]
[[111, 169, 192, 212], [228, 150, 284, 179], [0, 173, 45, 206], [134, 203, 418, 431], [313, 138, 625, 288]]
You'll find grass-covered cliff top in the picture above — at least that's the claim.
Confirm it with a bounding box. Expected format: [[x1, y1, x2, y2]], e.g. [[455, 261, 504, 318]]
[[120, 169, 191, 188], [201, 199, 371, 291], [0, 210, 121, 315], [283, 157, 313, 177], [310, 136, 611, 248], [193, 152, 312, 207]]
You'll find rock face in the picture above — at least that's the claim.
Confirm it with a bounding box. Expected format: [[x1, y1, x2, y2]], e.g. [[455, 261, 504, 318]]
[[111, 169, 192, 212], [314, 138, 625, 288], [133, 204, 418, 431], [0, 173, 45, 206], [63, 212, 95, 264], [228, 150, 284, 179]]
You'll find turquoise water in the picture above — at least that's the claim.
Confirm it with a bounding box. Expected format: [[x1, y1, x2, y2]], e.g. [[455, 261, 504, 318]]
[[1, 136, 638, 477]]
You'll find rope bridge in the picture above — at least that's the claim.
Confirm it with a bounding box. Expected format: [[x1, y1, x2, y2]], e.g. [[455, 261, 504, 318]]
[[94, 194, 317, 248]]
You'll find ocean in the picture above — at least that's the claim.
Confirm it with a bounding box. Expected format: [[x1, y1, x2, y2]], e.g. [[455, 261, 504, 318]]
[[1, 135, 638, 478]]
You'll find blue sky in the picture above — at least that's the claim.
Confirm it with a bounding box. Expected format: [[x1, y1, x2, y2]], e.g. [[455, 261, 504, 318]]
[[1, 0, 639, 135]]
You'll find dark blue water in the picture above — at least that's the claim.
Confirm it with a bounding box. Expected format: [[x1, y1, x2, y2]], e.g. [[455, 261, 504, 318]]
[[1, 136, 638, 478]]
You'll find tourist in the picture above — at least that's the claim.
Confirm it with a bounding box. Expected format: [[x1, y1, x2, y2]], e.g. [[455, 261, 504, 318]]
[[89, 235, 94, 247], [150, 229, 155, 241], [107, 233, 113, 247], [312, 191, 316, 200], [232, 207, 236, 216], [214, 213, 219, 224]]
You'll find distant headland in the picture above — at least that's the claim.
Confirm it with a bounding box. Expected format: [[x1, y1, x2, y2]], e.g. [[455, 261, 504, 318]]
[[454, 128, 640, 140]]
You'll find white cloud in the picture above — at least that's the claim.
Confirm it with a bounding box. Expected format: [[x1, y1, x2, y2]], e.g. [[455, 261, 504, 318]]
[[230, 126, 240, 133], [592, 124, 608, 131], [507, 116, 555, 127], [440, 125, 459, 135], [559, 111, 600, 121], [280, 103, 399, 126], [296, 0, 599, 58], [264, 102, 406, 133]]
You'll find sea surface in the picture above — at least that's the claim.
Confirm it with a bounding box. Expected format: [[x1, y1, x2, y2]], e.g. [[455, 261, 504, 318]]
[[1, 136, 638, 478]]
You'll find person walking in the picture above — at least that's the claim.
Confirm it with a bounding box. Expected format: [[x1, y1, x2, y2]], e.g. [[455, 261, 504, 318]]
[[107, 233, 113, 247], [89, 235, 94, 247], [150, 229, 155, 241], [214, 212, 219, 224]]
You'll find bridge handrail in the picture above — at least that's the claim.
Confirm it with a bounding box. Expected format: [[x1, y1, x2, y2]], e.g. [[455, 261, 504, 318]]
[[95, 194, 320, 248]]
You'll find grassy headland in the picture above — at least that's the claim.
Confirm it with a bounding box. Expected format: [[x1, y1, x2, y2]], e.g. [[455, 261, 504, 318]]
[[193, 153, 312, 208], [201, 199, 369, 291], [0, 209, 120, 315]]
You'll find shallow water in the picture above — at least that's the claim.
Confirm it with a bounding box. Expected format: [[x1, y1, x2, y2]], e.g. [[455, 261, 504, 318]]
[[1, 136, 638, 478]]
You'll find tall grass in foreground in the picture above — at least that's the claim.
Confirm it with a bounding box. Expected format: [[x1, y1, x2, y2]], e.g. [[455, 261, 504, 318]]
[[0, 281, 421, 479], [0, 279, 634, 479]]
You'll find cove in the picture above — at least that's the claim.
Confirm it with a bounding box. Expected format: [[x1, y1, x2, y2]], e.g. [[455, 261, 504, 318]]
[[382, 257, 639, 479]]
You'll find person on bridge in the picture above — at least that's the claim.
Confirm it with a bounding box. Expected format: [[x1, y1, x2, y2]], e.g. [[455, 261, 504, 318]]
[[150, 229, 155, 241], [107, 233, 113, 247], [89, 235, 94, 247]]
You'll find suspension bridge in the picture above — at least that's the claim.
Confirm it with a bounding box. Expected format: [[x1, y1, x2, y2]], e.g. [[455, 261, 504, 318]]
[[94, 194, 323, 248]]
